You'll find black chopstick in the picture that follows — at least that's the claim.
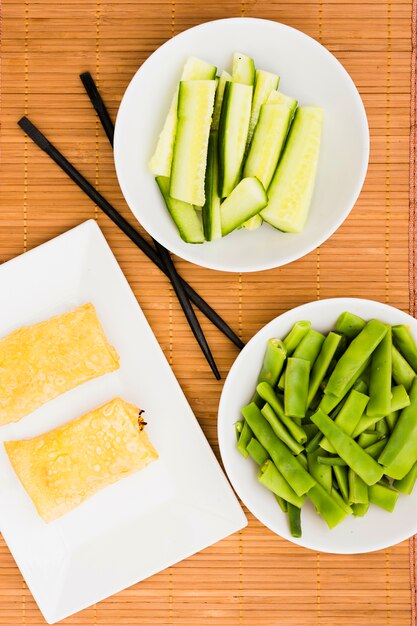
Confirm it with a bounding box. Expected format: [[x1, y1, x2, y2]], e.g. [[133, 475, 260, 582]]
[[17, 116, 244, 355], [79, 72, 220, 380]]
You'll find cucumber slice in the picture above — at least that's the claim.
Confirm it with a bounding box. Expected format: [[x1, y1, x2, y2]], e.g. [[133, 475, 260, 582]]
[[232, 52, 255, 86], [156, 176, 205, 243], [247, 69, 280, 147], [202, 132, 222, 241], [218, 82, 253, 197], [243, 103, 295, 189], [261, 107, 323, 233], [267, 90, 298, 109], [220, 177, 268, 236], [212, 70, 232, 131], [149, 57, 217, 177], [243, 214, 263, 231], [170, 80, 217, 206]]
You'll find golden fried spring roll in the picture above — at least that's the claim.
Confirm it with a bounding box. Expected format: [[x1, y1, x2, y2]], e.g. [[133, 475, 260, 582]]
[[5, 397, 158, 522], [0, 303, 119, 425]]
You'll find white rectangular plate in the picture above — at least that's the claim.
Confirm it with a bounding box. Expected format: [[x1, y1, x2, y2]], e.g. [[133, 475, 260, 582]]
[[0, 220, 246, 623]]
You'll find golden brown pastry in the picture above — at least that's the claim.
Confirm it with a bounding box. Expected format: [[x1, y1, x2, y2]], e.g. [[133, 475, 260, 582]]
[[0, 303, 120, 425], [5, 397, 158, 522]]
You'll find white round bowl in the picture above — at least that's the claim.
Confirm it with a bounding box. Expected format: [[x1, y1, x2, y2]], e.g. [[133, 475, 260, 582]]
[[114, 18, 369, 273], [218, 298, 417, 553]]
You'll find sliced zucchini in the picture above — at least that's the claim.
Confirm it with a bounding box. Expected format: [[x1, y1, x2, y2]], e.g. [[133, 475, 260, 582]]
[[218, 81, 253, 197], [243, 103, 295, 189], [232, 52, 255, 86], [247, 69, 280, 147], [202, 132, 222, 241], [220, 177, 268, 236], [261, 107, 323, 233], [212, 70, 232, 131], [170, 80, 217, 206], [149, 57, 217, 177], [267, 90, 298, 109], [156, 176, 205, 243]]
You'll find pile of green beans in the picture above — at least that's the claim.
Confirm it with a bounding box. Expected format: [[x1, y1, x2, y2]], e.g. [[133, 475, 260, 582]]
[[235, 313, 417, 538]]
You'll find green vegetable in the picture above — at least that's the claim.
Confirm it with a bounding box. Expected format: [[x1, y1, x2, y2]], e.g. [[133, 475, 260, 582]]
[[305, 431, 322, 454], [258, 339, 287, 388], [320, 389, 369, 453], [258, 460, 306, 507], [367, 327, 392, 417], [352, 503, 369, 517], [261, 403, 304, 455], [212, 70, 231, 131], [324, 320, 387, 398], [364, 439, 386, 459], [348, 468, 368, 505], [246, 68, 280, 147], [375, 418, 389, 437], [390, 385, 410, 412], [232, 52, 255, 85], [220, 177, 268, 236], [317, 456, 347, 467], [392, 324, 417, 372], [279, 329, 325, 389], [311, 409, 384, 486], [333, 465, 349, 502], [202, 132, 222, 241], [319, 358, 370, 414], [394, 461, 417, 495], [307, 332, 342, 407], [386, 410, 399, 432], [275, 495, 288, 513], [308, 449, 332, 493], [156, 176, 205, 243], [242, 403, 315, 496], [368, 482, 399, 512], [246, 438, 269, 466], [357, 432, 380, 448], [378, 378, 417, 479], [284, 357, 310, 418], [335, 312, 366, 339], [235, 421, 243, 441], [257, 382, 307, 444], [307, 482, 352, 529], [391, 345, 416, 392], [287, 503, 302, 538], [237, 420, 253, 458], [283, 321, 311, 355]]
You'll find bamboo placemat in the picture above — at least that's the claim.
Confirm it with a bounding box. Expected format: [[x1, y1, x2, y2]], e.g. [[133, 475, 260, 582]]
[[0, 0, 416, 624]]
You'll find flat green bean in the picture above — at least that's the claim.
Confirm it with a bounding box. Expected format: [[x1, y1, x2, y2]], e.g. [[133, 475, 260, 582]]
[[352, 503, 369, 517], [308, 449, 332, 492], [258, 338, 287, 387], [243, 403, 315, 496], [333, 465, 349, 502], [307, 332, 342, 407], [317, 456, 347, 467], [390, 385, 410, 412], [235, 421, 243, 441], [392, 345, 416, 392], [386, 410, 399, 432], [348, 468, 368, 505], [287, 503, 302, 538], [358, 432, 380, 448], [311, 409, 384, 485], [247, 438, 269, 466], [369, 482, 399, 512], [237, 420, 253, 458], [258, 460, 306, 507], [261, 403, 304, 455], [319, 358, 370, 414], [278, 329, 325, 388], [394, 461, 417, 495], [284, 357, 310, 418], [335, 312, 366, 338], [275, 494, 288, 513], [375, 417, 389, 437], [283, 320, 311, 355], [307, 482, 352, 529], [305, 431, 322, 453], [257, 382, 307, 444], [392, 324, 417, 372], [352, 413, 385, 438], [364, 439, 386, 459], [320, 389, 369, 453], [325, 320, 387, 398], [296, 452, 308, 470], [304, 424, 319, 441], [379, 378, 417, 479], [367, 327, 392, 417]]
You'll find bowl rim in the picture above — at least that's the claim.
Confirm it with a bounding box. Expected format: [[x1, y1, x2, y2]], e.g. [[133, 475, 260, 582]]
[[114, 17, 370, 273], [218, 297, 417, 553]]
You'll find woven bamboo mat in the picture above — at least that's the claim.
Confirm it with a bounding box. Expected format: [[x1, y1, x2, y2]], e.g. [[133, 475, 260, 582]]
[[0, 0, 416, 624]]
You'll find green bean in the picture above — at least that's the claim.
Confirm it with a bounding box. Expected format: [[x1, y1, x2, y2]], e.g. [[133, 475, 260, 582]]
[[235, 421, 243, 441], [305, 431, 322, 453], [390, 385, 410, 412], [378, 378, 417, 479], [368, 482, 399, 512], [308, 449, 332, 492], [311, 409, 384, 485], [296, 452, 308, 470], [364, 439, 386, 459], [304, 424, 319, 441], [367, 327, 392, 417], [257, 382, 307, 444], [237, 421, 253, 458], [320, 390, 369, 453], [352, 413, 385, 438], [348, 468, 368, 505], [394, 461, 417, 495], [333, 465, 349, 502], [258, 460, 306, 507], [307, 332, 342, 407], [278, 329, 325, 389], [392, 324, 417, 372], [242, 403, 315, 496], [319, 358, 370, 414], [307, 482, 352, 529], [386, 410, 399, 432], [352, 502, 369, 517], [261, 403, 304, 455], [258, 338, 287, 388], [335, 312, 366, 339], [325, 320, 387, 398], [247, 438, 269, 466], [284, 357, 310, 418], [331, 486, 354, 515], [392, 345, 416, 392], [283, 320, 311, 355], [317, 456, 347, 467], [287, 503, 302, 538], [353, 378, 369, 394], [357, 432, 380, 448], [275, 494, 288, 513], [375, 418, 389, 437]]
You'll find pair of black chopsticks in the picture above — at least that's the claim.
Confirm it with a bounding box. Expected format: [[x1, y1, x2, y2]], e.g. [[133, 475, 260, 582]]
[[18, 75, 245, 379]]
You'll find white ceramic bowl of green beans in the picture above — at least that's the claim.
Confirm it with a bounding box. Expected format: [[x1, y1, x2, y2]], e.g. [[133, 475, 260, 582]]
[[218, 298, 417, 553]]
